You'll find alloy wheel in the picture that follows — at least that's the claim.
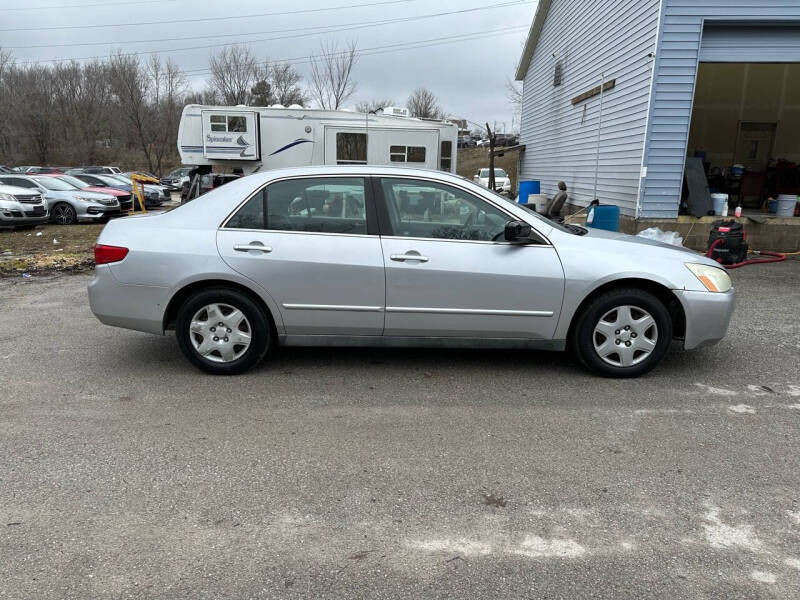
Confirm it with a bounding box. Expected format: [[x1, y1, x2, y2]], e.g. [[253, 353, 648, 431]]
[[53, 204, 76, 225]]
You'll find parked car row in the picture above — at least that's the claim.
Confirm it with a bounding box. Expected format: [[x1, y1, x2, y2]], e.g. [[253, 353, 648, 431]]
[[473, 167, 512, 195], [0, 167, 175, 228]]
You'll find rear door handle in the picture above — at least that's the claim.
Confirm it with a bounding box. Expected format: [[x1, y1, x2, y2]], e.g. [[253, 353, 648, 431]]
[[234, 243, 272, 253], [390, 253, 429, 263]]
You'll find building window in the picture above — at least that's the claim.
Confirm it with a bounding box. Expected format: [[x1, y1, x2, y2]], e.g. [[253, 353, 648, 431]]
[[336, 132, 367, 164], [553, 61, 563, 87], [210, 115, 226, 132], [440, 141, 452, 171]]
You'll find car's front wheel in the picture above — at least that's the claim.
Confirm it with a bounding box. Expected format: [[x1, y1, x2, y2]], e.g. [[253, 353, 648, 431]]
[[573, 288, 672, 378], [175, 288, 271, 375], [51, 203, 77, 225]]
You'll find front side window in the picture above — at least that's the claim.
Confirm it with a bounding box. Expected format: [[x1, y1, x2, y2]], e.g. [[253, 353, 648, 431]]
[[336, 133, 367, 165], [378, 178, 510, 242], [226, 177, 367, 235]]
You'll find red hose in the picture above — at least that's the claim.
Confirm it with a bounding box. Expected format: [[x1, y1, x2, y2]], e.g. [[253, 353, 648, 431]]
[[707, 238, 787, 269]]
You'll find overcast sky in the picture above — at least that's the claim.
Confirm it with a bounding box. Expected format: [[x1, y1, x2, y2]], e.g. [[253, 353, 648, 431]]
[[1, 0, 536, 132]]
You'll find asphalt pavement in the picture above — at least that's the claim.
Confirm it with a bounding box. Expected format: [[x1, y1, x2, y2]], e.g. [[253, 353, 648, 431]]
[[1, 260, 799, 599]]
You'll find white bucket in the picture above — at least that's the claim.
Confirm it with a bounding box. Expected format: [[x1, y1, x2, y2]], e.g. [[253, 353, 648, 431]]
[[530, 193, 549, 213], [711, 193, 728, 216], [776, 194, 797, 217]]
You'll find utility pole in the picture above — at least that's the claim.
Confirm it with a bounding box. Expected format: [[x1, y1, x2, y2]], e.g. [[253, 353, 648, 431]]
[[486, 122, 497, 192]]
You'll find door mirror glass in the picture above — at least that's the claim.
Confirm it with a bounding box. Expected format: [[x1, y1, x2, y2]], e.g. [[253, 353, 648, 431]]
[[504, 220, 532, 242]]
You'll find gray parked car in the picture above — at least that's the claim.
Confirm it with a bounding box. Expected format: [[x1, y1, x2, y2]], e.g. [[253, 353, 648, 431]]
[[88, 166, 735, 377], [0, 174, 120, 224], [0, 182, 49, 229]]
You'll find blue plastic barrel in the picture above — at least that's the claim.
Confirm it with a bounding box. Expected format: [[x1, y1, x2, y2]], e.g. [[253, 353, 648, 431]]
[[517, 180, 540, 204], [586, 204, 620, 232]]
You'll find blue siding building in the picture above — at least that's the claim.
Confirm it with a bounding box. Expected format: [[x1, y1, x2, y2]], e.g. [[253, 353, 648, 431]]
[[516, 0, 800, 219]]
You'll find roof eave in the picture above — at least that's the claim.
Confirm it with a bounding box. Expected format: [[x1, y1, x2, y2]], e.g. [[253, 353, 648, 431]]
[[514, 0, 552, 80]]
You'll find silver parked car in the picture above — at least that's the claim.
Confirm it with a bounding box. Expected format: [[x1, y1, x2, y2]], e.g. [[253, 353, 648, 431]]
[[0, 174, 119, 224], [88, 166, 735, 377], [0, 183, 49, 228]]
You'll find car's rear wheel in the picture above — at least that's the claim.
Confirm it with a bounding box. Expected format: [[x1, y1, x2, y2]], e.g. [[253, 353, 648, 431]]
[[175, 288, 270, 375], [572, 288, 672, 378], [51, 203, 76, 225]]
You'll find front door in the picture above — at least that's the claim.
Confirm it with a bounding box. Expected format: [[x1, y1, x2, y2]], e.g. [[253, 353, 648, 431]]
[[375, 177, 564, 339], [217, 176, 385, 336]]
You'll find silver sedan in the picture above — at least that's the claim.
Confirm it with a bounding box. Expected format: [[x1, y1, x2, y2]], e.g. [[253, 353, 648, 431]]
[[88, 166, 735, 377]]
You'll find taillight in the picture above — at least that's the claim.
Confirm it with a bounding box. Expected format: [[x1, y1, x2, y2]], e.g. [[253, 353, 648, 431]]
[[94, 244, 129, 265]]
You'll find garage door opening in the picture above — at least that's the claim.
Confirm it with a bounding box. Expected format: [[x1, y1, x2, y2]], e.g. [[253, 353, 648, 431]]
[[687, 62, 800, 212]]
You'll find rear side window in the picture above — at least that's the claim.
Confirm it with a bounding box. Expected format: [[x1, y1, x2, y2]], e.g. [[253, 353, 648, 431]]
[[225, 189, 265, 229], [225, 178, 367, 234]]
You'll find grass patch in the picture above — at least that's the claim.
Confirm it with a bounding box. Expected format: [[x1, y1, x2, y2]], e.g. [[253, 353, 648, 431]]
[[456, 147, 520, 197], [0, 223, 102, 277]]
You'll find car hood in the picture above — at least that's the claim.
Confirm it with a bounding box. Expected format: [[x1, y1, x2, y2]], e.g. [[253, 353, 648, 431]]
[[83, 186, 126, 197], [68, 189, 116, 201], [579, 225, 717, 264]]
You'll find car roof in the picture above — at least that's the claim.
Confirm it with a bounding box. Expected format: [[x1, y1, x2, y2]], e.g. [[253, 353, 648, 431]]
[[241, 165, 473, 187]]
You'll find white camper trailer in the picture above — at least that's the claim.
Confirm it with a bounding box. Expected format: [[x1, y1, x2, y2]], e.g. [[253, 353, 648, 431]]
[[177, 105, 458, 174]]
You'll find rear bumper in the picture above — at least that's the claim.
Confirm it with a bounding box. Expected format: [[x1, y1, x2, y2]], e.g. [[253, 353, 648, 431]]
[[88, 265, 169, 335], [674, 289, 736, 350]]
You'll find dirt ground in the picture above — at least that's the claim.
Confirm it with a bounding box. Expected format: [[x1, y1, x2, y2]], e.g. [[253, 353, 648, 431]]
[[0, 223, 102, 277], [456, 147, 520, 197]]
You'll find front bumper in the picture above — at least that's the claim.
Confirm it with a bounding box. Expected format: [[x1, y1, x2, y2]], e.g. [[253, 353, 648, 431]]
[[674, 288, 735, 350], [81, 205, 122, 220], [0, 213, 50, 227]]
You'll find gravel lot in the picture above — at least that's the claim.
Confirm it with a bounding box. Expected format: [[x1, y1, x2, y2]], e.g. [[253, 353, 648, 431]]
[[1, 260, 799, 599]]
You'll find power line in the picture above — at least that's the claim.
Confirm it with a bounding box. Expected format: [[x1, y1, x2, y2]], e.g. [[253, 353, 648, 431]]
[[183, 26, 529, 77], [7, 0, 533, 50], [0, 0, 415, 32], [0, 0, 177, 11]]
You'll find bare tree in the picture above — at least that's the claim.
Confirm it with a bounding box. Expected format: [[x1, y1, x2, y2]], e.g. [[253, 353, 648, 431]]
[[506, 78, 523, 126], [407, 87, 442, 119], [0, 49, 14, 161], [270, 62, 307, 106], [355, 98, 393, 113], [148, 56, 187, 175], [308, 41, 358, 110], [208, 45, 265, 105]]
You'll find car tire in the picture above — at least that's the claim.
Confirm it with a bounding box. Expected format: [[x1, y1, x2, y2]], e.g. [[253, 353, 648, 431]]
[[51, 203, 77, 225], [175, 288, 271, 375], [572, 288, 672, 378]]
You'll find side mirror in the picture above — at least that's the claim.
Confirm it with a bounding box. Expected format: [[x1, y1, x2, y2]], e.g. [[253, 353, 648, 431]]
[[504, 220, 532, 242]]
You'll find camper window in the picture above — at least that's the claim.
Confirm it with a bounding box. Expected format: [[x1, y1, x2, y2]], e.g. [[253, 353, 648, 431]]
[[210, 115, 226, 132], [407, 147, 426, 163], [228, 116, 247, 132], [209, 114, 248, 133], [390, 146, 406, 162], [336, 133, 367, 165], [440, 141, 452, 171]]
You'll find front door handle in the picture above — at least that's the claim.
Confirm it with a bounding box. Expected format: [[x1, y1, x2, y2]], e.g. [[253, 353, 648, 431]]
[[234, 243, 272, 253], [390, 253, 429, 263]]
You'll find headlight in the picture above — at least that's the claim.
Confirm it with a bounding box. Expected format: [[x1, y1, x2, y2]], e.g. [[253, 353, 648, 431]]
[[0, 192, 14, 202], [75, 196, 100, 204], [685, 263, 732, 293]]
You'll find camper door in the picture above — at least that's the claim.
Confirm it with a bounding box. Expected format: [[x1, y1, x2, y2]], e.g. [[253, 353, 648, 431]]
[[201, 110, 260, 161]]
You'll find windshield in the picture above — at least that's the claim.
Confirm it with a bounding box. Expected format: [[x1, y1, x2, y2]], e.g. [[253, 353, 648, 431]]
[[33, 176, 79, 191], [108, 174, 130, 184], [169, 168, 189, 177], [59, 175, 89, 188], [97, 175, 126, 187], [479, 169, 507, 178], [483, 187, 584, 236]]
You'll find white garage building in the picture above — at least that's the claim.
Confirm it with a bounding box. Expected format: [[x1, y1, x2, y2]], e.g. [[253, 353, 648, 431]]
[[515, 0, 800, 219]]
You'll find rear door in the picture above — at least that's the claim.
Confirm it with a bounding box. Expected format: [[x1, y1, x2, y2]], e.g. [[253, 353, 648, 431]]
[[217, 175, 385, 336]]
